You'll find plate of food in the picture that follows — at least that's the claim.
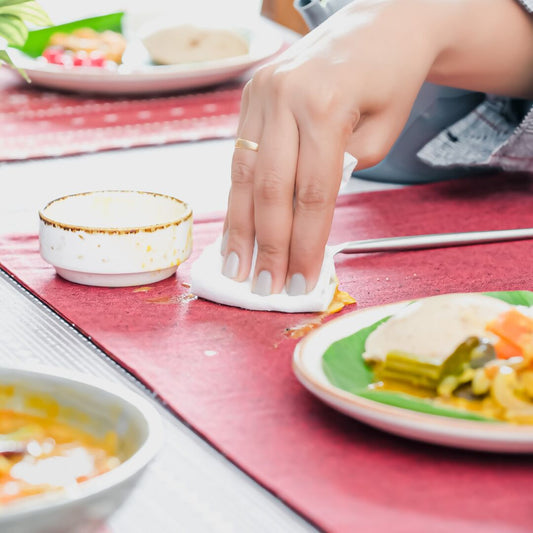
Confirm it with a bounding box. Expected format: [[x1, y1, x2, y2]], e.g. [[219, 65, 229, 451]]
[[8, 12, 283, 94], [293, 291, 533, 452]]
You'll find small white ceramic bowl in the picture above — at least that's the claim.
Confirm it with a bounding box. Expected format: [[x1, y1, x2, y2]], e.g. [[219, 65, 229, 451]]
[[0, 365, 164, 533], [39, 190, 193, 287]]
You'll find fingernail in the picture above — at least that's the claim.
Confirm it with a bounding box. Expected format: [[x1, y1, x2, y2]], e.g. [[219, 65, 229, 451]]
[[220, 230, 228, 255], [222, 251, 239, 279], [253, 270, 272, 296], [287, 273, 307, 296]]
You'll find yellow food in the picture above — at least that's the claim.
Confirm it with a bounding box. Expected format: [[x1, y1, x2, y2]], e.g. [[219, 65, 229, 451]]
[[48, 28, 127, 63], [0, 410, 120, 505], [364, 294, 533, 424]]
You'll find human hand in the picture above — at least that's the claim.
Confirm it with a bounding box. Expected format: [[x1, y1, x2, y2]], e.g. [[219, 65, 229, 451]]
[[222, 0, 532, 296]]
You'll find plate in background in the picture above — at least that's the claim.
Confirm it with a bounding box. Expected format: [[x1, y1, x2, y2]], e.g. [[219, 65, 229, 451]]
[[9, 19, 283, 95]]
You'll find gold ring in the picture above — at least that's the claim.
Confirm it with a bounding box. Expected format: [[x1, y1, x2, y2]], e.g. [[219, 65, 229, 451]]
[[235, 138, 259, 152]]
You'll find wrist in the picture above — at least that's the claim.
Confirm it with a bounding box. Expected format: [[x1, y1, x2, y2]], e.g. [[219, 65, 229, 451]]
[[340, 0, 459, 77], [427, 0, 533, 96]]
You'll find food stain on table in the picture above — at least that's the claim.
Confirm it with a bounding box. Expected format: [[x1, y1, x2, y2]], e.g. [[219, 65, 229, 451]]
[[133, 286, 152, 293], [283, 287, 356, 340], [146, 293, 197, 305]]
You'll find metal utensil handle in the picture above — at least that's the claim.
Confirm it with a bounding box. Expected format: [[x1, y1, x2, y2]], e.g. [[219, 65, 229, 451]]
[[334, 228, 533, 255]]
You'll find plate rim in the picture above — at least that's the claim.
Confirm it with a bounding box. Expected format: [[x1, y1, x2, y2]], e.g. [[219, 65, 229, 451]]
[[292, 294, 533, 452], [8, 19, 283, 92]]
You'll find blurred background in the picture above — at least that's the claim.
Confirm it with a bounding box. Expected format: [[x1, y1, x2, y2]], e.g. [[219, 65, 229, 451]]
[[37, 0, 309, 34]]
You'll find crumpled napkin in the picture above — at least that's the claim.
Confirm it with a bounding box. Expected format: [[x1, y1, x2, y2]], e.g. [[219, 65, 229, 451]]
[[189, 152, 356, 312], [190, 239, 337, 312]]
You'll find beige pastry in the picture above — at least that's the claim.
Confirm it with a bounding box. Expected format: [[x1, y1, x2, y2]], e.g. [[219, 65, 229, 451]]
[[143, 24, 249, 65]]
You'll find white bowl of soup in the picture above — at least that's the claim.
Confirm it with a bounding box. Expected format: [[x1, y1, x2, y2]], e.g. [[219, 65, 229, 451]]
[[0, 365, 163, 533], [39, 190, 193, 287]]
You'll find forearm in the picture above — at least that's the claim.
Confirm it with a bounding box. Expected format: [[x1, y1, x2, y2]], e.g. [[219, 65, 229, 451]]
[[428, 0, 533, 98]]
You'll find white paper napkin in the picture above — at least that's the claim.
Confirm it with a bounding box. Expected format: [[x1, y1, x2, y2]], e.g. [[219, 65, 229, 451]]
[[341, 152, 358, 189], [189, 152, 356, 312], [190, 238, 337, 312]]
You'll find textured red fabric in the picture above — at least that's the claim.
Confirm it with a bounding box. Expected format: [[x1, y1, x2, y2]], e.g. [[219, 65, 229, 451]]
[[0, 70, 241, 161], [1, 174, 533, 533]]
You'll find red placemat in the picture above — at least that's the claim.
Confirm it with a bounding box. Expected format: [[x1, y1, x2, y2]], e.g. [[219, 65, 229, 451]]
[[2, 173, 533, 533], [0, 70, 242, 161]]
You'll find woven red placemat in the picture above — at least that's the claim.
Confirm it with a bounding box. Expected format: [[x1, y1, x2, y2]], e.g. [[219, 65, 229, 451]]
[[0, 70, 241, 161], [1, 174, 533, 532]]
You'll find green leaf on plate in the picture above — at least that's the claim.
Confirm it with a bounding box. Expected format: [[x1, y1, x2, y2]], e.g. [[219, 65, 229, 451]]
[[484, 290, 533, 307], [0, 1, 52, 27], [0, 47, 29, 80], [0, 13, 27, 46], [13, 11, 123, 57], [0, 0, 35, 8], [322, 317, 389, 393], [322, 290, 533, 422]]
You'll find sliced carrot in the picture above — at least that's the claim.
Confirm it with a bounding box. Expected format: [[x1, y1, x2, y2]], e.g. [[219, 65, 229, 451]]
[[487, 309, 533, 358], [493, 338, 523, 360]]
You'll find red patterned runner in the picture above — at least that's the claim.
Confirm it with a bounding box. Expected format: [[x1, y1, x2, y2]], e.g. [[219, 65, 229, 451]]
[[0, 70, 242, 161], [1, 174, 533, 532]]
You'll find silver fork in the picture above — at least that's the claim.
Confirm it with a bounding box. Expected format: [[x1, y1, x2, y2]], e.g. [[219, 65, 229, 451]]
[[330, 227, 533, 255]]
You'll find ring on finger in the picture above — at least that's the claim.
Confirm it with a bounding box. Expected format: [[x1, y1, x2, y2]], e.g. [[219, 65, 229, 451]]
[[235, 138, 259, 152]]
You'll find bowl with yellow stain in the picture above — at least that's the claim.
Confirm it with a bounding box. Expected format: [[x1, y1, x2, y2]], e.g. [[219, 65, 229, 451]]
[[39, 190, 193, 287], [0, 365, 163, 533]]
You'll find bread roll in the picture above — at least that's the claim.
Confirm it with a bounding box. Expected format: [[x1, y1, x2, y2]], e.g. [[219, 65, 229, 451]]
[[143, 25, 249, 65]]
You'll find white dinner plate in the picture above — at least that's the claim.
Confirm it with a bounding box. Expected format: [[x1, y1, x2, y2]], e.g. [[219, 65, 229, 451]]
[[293, 298, 533, 453], [8, 20, 283, 95]]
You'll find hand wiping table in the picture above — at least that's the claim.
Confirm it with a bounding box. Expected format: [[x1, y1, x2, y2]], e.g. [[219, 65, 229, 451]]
[[190, 226, 533, 312]]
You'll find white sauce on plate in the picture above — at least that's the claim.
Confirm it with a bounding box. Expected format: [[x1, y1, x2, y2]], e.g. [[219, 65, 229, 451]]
[[363, 293, 511, 364]]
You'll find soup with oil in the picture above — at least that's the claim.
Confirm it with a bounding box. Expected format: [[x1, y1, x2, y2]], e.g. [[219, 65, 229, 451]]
[[0, 410, 120, 505]]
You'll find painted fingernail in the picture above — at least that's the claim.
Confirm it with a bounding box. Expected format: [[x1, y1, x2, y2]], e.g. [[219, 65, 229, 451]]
[[287, 273, 307, 296], [220, 230, 228, 255], [253, 270, 272, 296], [222, 251, 239, 279]]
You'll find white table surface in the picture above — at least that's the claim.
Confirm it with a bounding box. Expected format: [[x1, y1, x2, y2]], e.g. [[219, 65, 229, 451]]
[[0, 138, 396, 235]]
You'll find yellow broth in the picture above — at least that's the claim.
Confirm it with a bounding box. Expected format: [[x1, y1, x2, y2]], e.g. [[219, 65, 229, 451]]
[[371, 379, 501, 419], [0, 410, 120, 505]]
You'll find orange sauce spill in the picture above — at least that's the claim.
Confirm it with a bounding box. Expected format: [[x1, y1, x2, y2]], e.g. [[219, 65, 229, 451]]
[[284, 287, 356, 339], [147, 293, 197, 304], [133, 286, 152, 293], [327, 288, 356, 314]]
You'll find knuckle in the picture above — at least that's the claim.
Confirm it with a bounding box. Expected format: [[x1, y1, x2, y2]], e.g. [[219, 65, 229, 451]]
[[254, 65, 304, 103], [268, 69, 295, 98], [302, 88, 341, 122], [256, 169, 287, 202], [231, 157, 254, 186], [295, 182, 330, 211], [227, 224, 249, 243], [250, 64, 275, 90], [257, 241, 284, 260]]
